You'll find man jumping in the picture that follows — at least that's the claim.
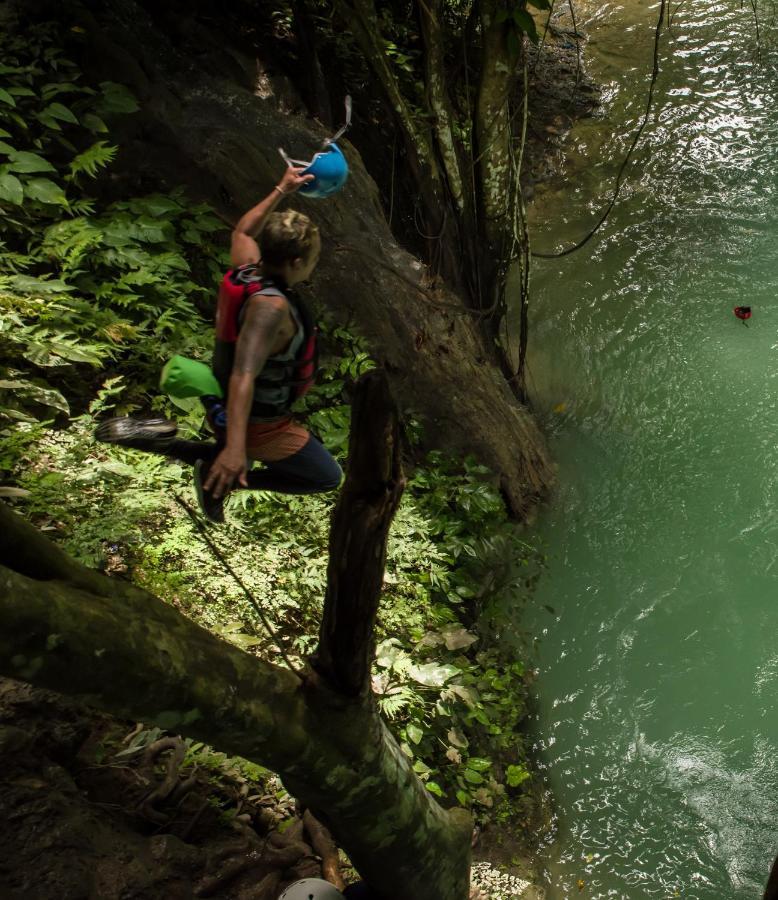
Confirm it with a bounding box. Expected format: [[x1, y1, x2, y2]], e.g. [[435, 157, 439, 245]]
[[96, 167, 342, 522]]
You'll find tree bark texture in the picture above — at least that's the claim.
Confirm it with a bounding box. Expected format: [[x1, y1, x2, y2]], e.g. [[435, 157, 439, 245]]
[[0, 374, 473, 900], [315, 370, 405, 697], [475, 0, 517, 257], [418, 0, 467, 215]]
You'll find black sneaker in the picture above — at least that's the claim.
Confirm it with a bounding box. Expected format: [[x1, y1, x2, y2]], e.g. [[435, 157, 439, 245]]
[[193, 458, 225, 524], [95, 417, 177, 451]]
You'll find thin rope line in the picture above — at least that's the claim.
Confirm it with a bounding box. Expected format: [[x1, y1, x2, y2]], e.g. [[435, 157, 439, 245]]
[[174, 495, 304, 680], [532, 0, 667, 259]]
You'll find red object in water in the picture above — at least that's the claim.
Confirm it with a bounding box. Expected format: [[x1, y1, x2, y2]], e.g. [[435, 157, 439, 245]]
[[734, 306, 752, 321]]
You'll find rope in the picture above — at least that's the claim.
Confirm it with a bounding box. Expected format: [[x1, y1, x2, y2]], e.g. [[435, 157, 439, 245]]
[[174, 495, 304, 680], [532, 0, 667, 259]]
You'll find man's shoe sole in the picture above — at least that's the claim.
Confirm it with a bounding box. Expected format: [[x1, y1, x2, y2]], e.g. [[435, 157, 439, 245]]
[[95, 417, 177, 448]]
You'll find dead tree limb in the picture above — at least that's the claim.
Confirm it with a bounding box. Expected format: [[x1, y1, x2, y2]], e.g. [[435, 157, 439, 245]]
[[314, 368, 405, 696]]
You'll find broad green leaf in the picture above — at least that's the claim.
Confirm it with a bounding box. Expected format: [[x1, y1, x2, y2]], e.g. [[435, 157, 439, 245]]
[[466, 757, 492, 772], [2, 111, 27, 131], [0, 140, 15, 154], [455, 789, 470, 807], [406, 723, 423, 745], [408, 660, 459, 687], [96, 460, 136, 478], [135, 195, 183, 217], [441, 624, 478, 651], [0, 172, 23, 204], [0, 128, 11, 137], [42, 81, 90, 99], [447, 727, 469, 749], [512, 9, 539, 43], [7, 150, 56, 173], [506, 764, 531, 787], [376, 637, 405, 669], [44, 102, 78, 124], [445, 684, 478, 706], [463, 768, 484, 785], [416, 630, 444, 649], [425, 781, 445, 797], [0, 379, 69, 414], [0, 89, 16, 106], [82, 113, 108, 133], [97, 81, 139, 114], [24, 177, 67, 205], [225, 632, 261, 649], [35, 112, 61, 131], [8, 86, 36, 97]]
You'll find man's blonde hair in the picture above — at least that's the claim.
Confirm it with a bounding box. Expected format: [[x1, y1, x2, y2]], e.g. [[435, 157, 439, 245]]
[[260, 210, 319, 268]]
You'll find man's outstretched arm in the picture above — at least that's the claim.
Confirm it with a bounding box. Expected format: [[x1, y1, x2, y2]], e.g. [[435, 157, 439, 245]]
[[230, 166, 314, 267], [204, 297, 288, 497]]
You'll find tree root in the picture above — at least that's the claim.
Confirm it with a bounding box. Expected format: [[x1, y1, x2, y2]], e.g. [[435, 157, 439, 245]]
[[237, 870, 282, 900], [303, 809, 344, 890], [197, 833, 312, 897], [138, 736, 186, 824], [271, 817, 305, 847], [180, 797, 210, 843]]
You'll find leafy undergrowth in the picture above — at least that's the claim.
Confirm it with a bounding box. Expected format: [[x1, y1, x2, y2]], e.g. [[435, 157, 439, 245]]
[[0, 16, 544, 832]]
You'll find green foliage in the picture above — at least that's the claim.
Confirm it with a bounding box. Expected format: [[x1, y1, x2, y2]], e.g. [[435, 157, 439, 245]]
[[0, 23, 226, 442]]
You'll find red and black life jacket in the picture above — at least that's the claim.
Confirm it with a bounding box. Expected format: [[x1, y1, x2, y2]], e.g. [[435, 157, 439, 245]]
[[212, 264, 318, 420]]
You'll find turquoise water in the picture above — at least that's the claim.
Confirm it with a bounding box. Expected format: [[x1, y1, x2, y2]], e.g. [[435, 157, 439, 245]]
[[524, 1, 778, 897]]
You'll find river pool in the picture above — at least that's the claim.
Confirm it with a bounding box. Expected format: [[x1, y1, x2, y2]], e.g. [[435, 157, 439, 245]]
[[524, 1, 778, 896]]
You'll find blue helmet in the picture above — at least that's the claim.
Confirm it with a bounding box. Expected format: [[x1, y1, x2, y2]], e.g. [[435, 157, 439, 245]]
[[279, 97, 351, 200], [298, 143, 349, 198]]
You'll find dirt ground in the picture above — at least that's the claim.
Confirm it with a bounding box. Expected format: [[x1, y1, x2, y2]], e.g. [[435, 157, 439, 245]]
[[0, 677, 343, 899]]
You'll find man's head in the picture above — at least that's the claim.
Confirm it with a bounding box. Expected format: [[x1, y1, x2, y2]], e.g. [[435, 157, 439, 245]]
[[260, 210, 321, 286]]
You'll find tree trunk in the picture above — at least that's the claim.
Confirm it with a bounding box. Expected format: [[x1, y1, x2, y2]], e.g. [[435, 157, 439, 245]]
[[314, 371, 405, 697], [0, 371, 473, 900], [475, 0, 517, 263]]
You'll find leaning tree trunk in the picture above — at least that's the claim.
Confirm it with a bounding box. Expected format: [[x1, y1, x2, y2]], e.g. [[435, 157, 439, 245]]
[[0, 371, 472, 900]]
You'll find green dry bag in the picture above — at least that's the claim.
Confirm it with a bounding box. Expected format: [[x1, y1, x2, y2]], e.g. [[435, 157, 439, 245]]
[[160, 355, 223, 400]]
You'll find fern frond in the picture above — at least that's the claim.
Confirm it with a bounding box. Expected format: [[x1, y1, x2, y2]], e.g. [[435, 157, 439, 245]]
[[68, 141, 117, 180]]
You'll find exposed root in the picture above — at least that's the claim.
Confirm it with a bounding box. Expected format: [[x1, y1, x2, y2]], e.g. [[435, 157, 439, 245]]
[[303, 809, 344, 890], [237, 870, 283, 900], [138, 737, 186, 823]]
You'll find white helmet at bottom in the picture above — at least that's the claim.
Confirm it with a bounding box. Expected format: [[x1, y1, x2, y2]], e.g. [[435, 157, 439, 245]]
[[279, 878, 346, 900]]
